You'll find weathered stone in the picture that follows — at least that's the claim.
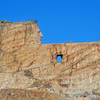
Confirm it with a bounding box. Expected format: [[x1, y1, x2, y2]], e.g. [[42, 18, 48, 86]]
[[0, 20, 100, 100]]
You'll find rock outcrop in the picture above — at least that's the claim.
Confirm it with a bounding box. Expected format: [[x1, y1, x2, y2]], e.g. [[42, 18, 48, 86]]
[[0, 21, 100, 100]]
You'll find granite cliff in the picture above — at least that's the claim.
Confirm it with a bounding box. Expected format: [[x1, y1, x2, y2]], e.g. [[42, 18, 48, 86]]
[[0, 21, 100, 100]]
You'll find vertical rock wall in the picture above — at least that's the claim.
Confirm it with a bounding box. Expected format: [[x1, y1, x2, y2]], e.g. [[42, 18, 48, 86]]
[[0, 21, 100, 100]]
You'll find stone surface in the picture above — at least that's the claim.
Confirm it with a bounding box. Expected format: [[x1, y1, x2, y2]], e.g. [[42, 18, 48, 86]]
[[0, 21, 100, 100]]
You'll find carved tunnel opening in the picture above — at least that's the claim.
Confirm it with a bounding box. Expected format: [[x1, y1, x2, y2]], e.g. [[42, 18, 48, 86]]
[[56, 54, 63, 63]]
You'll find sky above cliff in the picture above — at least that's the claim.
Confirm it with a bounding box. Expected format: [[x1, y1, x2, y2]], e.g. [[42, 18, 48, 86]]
[[0, 0, 100, 44]]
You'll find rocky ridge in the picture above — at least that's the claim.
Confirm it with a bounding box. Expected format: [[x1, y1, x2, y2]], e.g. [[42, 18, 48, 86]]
[[0, 21, 100, 100]]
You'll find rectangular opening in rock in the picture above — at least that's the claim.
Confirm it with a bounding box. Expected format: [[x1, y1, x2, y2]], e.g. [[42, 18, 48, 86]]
[[57, 54, 63, 63]]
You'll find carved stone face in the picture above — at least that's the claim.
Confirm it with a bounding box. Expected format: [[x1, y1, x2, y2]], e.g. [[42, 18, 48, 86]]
[[34, 24, 43, 43], [36, 24, 43, 39]]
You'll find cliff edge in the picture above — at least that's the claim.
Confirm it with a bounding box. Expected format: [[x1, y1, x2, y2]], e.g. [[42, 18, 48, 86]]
[[0, 21, 100, 100]]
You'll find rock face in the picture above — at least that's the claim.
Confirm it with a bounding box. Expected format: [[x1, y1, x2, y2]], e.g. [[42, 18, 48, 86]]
[[0, 21, 100, 100]]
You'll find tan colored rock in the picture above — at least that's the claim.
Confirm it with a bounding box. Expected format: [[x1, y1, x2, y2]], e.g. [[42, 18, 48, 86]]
[[0, 89, 63, 100], [0, 21, 100, 100], [0, 21, 43, 52]]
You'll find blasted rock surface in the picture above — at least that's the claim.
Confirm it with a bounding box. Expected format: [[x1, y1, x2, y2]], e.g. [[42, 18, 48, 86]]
[[0, 21, 100, 100]]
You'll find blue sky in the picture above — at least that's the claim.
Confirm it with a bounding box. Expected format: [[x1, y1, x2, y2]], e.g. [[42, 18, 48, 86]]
[[0, 0, 100, 44]]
